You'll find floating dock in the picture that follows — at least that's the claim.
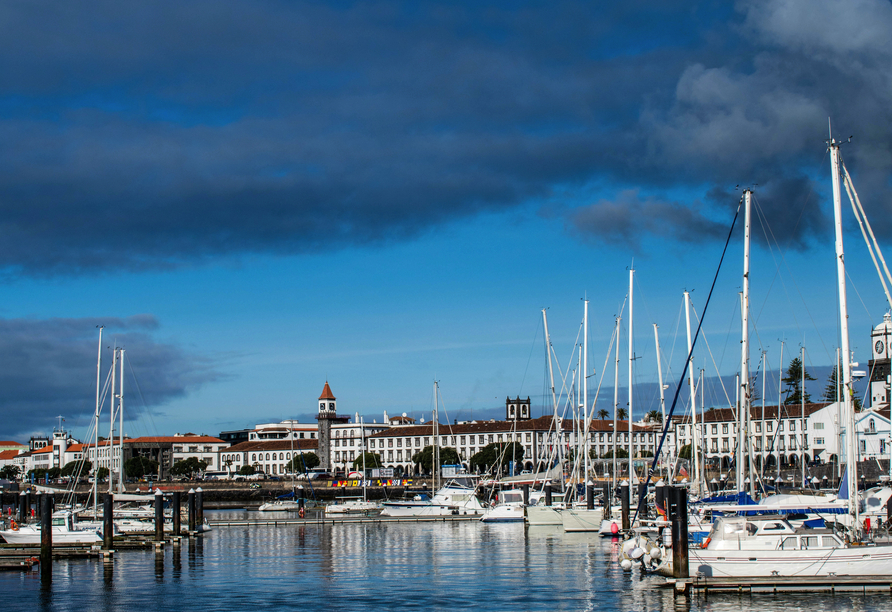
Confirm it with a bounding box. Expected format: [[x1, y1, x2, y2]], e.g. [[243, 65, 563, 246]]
[[208, 514, 483, 527], [665, 575, 892, 594]]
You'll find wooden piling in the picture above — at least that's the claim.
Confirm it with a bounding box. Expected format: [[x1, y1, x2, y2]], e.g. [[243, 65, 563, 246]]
[[39, 494, 51, 583], [103, 493, 114, 550], [154, 489, 164, 542]]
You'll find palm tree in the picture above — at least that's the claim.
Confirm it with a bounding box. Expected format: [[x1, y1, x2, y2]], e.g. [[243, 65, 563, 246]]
[[617, 407, 628, 420], [646, 410, 662, 423], [597, 408, 609, 420]]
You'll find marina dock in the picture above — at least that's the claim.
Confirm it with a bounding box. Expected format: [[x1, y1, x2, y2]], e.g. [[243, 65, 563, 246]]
[[665, 575, 892, 594], [207, 513, 482, 527]]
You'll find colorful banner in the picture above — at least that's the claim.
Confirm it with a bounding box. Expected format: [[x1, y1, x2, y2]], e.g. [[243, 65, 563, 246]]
[[330, 479, 414, 487]]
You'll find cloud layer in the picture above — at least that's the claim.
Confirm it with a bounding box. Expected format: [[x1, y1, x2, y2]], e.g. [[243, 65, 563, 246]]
[[0, 0, 890, 274], [0, 316, 220, 440]]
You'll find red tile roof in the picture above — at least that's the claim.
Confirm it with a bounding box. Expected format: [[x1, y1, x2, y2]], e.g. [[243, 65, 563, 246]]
[[225, 440, 319, 453], [32, 445, 54, 454], [319, 381, 336, 400], [0, 449, 23, 460], [0, 441, 25, 447], [130, 436, 225, 444]]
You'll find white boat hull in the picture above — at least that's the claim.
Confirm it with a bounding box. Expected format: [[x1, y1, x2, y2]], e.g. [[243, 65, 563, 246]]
[[561, 508, 604, 532], [0, 525, 102, 545], [526, 506, 562, 526], [659, 547, 892, 578]]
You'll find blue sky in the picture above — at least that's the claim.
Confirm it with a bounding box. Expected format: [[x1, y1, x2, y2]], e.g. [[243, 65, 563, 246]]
[[2, 0, 892, 443]]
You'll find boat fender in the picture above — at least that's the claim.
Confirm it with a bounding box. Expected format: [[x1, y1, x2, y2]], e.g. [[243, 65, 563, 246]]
[[298, 507, 305, 519], [610, 522, 619, 535], [701, 537, 710, 549], [10, 520, 18, 531]]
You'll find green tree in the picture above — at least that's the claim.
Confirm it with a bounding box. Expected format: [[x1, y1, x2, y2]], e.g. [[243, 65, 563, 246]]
[[170, 457, 208, 477], [602, 448, 629, 459], [352, 452, 383, 471], [0, 465, 20, 480], [238, 464, 256, 476], [124, 456, 158, 478], [782, 357, 816, 405], [286, 452, 320, 473], [61, 460, 92, 478], [678, 444, 692, 460], [96, 467, 109, 480], [596, 409, 609, 420], [411, 446, 461, 472], [617, 407, 628, 420], [469, 442, 524, 472], [823, 365, 862, 410], [645, 410, 662, 423]]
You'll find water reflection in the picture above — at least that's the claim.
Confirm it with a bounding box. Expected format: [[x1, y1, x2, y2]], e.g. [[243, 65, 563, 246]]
[[9, 512, 892, 612]]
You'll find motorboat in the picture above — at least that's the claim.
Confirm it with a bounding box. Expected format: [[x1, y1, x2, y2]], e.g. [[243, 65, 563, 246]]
[[480, 489, 525, 523], [0, 511, 103, 545], [324, 498, 381, 516], [381, 481, 486, 517], [525, 491, 566, 526], [643, 515, 892, 578]]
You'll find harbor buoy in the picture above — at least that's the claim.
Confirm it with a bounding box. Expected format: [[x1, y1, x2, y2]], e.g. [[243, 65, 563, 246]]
[[610, 522, 619, 535]]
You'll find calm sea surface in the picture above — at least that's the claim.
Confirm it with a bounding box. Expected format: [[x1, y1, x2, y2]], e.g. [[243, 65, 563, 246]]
[[5, 509, 891, 611]]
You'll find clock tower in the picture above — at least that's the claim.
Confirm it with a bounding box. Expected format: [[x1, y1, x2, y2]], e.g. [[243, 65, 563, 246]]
[[868, 314, 892, 409], [316, 381, 348, 471]]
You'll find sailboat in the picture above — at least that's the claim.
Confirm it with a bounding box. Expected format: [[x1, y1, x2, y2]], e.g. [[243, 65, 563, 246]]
[[259, 419, 304, 512], [638, 130, 892, 578]]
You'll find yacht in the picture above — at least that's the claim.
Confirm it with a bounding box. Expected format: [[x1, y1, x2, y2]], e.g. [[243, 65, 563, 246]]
[[381, 481, 485, 517], [0, 511, 103, 545], [480, 489, 526, 523]]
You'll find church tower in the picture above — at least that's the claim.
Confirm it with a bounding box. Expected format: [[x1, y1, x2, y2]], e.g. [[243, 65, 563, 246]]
[[869, 314, 892, 409], [506, 396, 531, 421], [316, 381, 348, 471]]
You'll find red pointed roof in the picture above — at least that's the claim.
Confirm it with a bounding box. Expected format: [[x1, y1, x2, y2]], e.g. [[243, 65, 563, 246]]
[[318, 382, 336, 401]]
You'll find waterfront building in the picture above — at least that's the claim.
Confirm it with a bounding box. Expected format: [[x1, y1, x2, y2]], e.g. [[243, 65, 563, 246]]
[[221, 439, 319, 476], [316, 382, 349, 471]]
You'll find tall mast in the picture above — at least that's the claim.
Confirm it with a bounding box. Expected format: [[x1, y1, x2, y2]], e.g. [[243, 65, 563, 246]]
[[583, 299, 589, 485], [739, 189, 752, 493], [361, 416, 367, 502], [829, 134, 859, 527], [118, 348, 125, 494], [108, 346, 117, 495], [612, 316, 621, 490], [776, 342, 784, 481], [542, 309, 561, 471], [628, 268, 634, 495], [93, 326, 103, 513], [684, 292, 700, 492], [801, 346, 806, 488], [760, 351, 767, 485], [433, 381, 439, 491]]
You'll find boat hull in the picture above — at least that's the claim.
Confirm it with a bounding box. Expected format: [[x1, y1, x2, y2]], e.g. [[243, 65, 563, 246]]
[[658, 547, 892, 578]]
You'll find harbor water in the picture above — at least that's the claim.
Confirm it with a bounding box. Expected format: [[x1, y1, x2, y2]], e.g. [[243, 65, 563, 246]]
[[4, 509, 890, 611]]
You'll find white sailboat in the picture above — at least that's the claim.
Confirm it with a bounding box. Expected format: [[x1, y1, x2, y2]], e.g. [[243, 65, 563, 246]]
[[638, 130, 892, 578]]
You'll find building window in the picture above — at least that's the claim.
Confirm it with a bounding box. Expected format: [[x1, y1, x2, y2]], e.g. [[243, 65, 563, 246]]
[[711, 425, 717, 435], [721, 424, 728, 434], [790, 421, 796, 431], [815, 422, 824, 430], [767, 422, 773, 433]]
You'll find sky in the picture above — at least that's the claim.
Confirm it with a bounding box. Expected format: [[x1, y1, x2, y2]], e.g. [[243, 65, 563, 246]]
[[2, 0, 892, 444]]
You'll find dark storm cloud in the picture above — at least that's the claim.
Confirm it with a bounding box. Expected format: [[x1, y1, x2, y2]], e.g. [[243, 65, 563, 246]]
[[0, 316, 220, 440], [0, 0, 890, 273]]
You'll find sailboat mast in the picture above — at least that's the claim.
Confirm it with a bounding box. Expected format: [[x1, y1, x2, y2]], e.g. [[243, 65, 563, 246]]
[[433, 381, 439, 492], [542, 309, 561, 470], [830, 135, 859, 527], [108, 346, 117, 495], [684, 292, 700, 491], [739, 189, 752, 494], [118, 348, 125, 494], [612, 316, 621, 491], [583, 299, 589, 485], [628, 268, 634, 498], [654, 324, 667, 473], [93, 326, 103, 513], [361, 417, 367, 502], [801, 346, 806, 488]]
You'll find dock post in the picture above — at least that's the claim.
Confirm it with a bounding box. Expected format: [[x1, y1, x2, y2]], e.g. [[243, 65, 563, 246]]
[[602, 485, 610, 509], [154, 489, 164, 542], [40, 493, 52, 583], [187, 489, 196, 533], [18, 491, 26, 522], [620, 480, 630, 530], [24, 490, 31, 521], [586, 483, 594, 510], [196, 487, 204, 529], [668, 486, 689, 579], [172, 491, 182, 535], [103, 493, 114, 549], [35, 491, 43, 521], [638, 482, 648, 519], [545, 485, 552, 507], [522, 484, 529, 506]]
